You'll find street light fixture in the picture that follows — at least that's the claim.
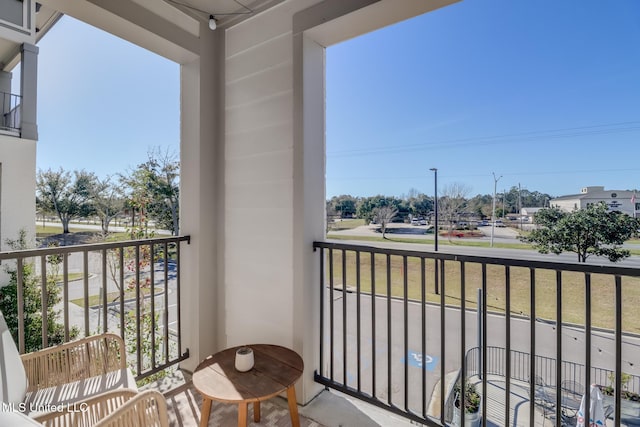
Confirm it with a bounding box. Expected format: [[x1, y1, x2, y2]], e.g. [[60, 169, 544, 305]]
[[491, 172, 502, 247], [430, 168, 438, 251]]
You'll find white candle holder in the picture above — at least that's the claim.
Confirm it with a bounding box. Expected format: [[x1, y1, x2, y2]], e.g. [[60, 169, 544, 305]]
[[235, 346, 254, 372]]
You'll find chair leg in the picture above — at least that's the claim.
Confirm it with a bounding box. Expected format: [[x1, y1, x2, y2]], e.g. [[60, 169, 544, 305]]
[[287, 385, 301, 427], [199, 398, 212, 427], [253, 401, 260, 422]]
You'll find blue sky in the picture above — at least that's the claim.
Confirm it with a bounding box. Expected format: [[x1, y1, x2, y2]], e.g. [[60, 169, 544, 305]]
[[32, 1, 640, 199], [32, 16, 180, 179], [326, 0, 640, 198]]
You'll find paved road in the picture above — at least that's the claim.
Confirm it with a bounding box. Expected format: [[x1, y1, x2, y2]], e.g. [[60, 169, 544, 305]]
[[323, 290, 640, 418], [323, 224, 640, 417], [48, 250, 180, 359]]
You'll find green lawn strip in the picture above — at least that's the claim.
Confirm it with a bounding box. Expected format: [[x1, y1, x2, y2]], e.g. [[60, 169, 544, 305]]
[[326, 233, 532, 250], [328, 219, 366, 231], [327, 247, 640, 334], [56, 273, 84, 283], [70, 287, 163, 308], [36, 226, 165, 244]]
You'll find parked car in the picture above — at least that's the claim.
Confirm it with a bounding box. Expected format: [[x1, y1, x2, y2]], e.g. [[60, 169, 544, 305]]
[[494, 220, 505, 227], [477, 220, 489, 226]]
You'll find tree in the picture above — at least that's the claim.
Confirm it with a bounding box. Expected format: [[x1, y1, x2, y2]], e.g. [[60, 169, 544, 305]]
[[521, 202, 640, 262], [0, 230, 77, 352], [36, 168, 96, 233], [408, 193, 433, 218], [439, 183, 471, 239], [90, 175, 125, 236], [121, 148, 180, 236], [373, 205, 398, 238], [329, 195, 357, 218], [356, 195, 399, 224]]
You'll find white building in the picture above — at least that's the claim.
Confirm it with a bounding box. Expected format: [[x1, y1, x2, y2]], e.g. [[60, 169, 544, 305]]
[[0, 1, 61, 249], [550, 186, 639, 217]]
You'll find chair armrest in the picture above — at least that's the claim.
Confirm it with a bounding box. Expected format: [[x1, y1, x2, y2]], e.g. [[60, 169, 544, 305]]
[[21, 333, 127, 390], [94, 390, 169, 427], [35, 389, 138, 426]]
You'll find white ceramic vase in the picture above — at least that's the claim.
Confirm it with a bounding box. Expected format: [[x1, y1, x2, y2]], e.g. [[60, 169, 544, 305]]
[[235, 346, 254, 372]]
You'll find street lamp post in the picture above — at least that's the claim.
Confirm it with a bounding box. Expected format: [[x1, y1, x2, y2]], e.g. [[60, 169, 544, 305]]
[[430, 168, 438, 251], [491, 172, 502, 248]]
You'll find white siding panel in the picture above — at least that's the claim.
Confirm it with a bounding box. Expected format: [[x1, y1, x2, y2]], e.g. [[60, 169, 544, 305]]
[[226, 62, 293, 108], [226, 91, 293, 133], [226, 33, 292, 84], [223, 0, 319, 350], [0, 136, 36, 252], [226, 151, 292, 183], [226, 181, 293, 210], [226, 234, 293, 260], [226, 122, 293, 157], [225, 211, 292, 239], [225, 0, 318, 56]]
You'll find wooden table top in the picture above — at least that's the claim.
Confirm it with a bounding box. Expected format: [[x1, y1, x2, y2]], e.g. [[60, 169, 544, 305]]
[[192, 344, 304, 404]]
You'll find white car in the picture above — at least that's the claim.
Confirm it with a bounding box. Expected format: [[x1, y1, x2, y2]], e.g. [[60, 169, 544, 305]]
[[494, 220, 505, 227]]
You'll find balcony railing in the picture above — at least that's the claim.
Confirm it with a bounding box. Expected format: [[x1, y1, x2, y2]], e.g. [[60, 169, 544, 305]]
[[313, 240, 640, 426], [0, 91, 21, 133], [0, 235, 190, 381]]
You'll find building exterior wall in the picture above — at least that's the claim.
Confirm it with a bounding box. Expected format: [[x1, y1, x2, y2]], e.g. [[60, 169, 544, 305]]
[[551, 188, 638, 217], [0, 134, 35, 250], [0, 0, 36, 44], [552, 199, 580, 212], [224, 0, 317, 350]]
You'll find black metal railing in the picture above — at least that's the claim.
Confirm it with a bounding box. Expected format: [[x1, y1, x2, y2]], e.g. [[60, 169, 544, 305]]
[[0, 235, 190, 380], [465, 346, 640, 395], [313, 240, 640, 426], [0, 91, 21, 132]]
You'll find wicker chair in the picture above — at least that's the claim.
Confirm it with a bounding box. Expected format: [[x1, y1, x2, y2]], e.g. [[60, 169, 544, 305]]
[[0, 311, 137, 423], [2, 390, 169, 427], [35, 389, 168, 427], [94, 390, 169, 427]]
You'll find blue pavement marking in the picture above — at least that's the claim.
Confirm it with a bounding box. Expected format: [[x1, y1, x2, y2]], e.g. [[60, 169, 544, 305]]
[[401, 351, 439, 371]]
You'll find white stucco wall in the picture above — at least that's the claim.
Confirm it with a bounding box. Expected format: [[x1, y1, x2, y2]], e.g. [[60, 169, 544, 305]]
[[224, 0, 316, 349], [0, 135, 36, 252]]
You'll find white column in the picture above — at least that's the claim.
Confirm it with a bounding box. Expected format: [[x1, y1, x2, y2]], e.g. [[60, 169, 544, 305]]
[[20, 43, 38, 140], [179, 24, 225, 371]]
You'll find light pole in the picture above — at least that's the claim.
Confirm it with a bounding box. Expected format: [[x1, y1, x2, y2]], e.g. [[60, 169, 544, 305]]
[[490, 172, 502, 247], [430, 168, 438, 251]]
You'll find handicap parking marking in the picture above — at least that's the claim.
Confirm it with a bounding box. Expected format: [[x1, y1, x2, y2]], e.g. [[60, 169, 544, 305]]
[[401, 351, 439, 371]]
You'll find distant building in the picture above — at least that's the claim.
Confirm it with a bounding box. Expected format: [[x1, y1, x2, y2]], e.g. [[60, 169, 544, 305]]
[[520, 207, 545, 223], [550, 186, 639, 217]]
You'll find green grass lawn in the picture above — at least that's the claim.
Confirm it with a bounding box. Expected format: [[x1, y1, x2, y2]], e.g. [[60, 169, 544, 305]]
[[36, 225, 640, 332], [36, 225, 151, 243], [326, 245, 640, 334], [70, 286, 162, 308], [53, 273, 84, 283], [328, 218, 366, 231], [327, 233, 532, 250]]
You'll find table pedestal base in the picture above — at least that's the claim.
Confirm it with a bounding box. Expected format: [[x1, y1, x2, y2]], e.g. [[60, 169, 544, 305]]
[[199, 385, 300, 427]]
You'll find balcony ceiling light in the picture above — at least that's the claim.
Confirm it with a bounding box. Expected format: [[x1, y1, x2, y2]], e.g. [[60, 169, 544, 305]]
[[164, 0, 253, 30]]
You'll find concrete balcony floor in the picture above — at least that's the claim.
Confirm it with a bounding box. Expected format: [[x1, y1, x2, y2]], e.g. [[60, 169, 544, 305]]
[[147, 369, 416, 427], [147, 369, 626, 426]]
